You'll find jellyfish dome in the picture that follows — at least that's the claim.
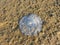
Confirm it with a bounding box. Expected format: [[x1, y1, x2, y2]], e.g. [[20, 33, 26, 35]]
[[19, 14, 42, 36]]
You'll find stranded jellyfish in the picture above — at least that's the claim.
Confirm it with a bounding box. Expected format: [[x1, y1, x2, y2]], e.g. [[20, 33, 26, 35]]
[[19, 14, 42, 36]]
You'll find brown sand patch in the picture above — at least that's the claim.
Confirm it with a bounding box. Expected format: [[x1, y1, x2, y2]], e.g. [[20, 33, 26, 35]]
[[0, 0, 60, 45]]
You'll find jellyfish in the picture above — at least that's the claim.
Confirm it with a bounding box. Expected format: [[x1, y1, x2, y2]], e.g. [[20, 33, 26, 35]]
[[19, 14, 42, 36]]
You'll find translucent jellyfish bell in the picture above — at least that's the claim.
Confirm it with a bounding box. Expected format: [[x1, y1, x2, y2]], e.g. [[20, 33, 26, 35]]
[[19, 14, 42, 36]]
